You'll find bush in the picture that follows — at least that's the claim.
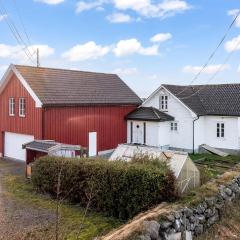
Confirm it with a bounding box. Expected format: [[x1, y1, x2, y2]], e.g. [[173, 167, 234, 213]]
[[32, 156, 176, 220]]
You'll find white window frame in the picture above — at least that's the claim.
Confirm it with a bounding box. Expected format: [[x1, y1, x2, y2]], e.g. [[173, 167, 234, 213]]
[[170, 122, 178, 131], [19, 98, 26, 117], [217, 122, 225, 138], [160, 95, 168, 111], [9, 97, 15, 116]]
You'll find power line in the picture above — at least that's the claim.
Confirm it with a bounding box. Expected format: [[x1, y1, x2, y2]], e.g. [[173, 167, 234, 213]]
[[0, 0, 35, 64], [175, 9, 240, 97], [179, 36, 240, 100]]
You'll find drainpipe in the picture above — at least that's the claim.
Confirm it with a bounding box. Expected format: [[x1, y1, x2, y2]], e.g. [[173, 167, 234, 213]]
[[193, 116, 199, 154]]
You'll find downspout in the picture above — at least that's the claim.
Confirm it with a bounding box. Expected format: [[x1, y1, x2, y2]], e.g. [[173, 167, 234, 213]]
[[193, 116, 199, 154]]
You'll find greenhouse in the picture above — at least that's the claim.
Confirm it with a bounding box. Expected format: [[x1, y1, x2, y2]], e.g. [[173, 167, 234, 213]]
[[110, 144, 200, 194]]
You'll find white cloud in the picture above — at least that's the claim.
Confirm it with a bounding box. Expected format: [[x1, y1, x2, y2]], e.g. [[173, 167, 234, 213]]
[[0, 65, 8, 77], [62, 41, 110, 61], [182, 64, 230, 74], [225, 35, 240, 52], [107, 13, 133, 23], [35, 0, 64, 4], [113, 0, 191, 18], [228, 9, 240, 27], [113, 38, 159, 57], [0, 44, 54, 63], [114, 67, 137, 76], [76, 0, 107, 13], [0, 14, 7, 21], [238, 65, 240, 73], [150, 33, 172, 42]]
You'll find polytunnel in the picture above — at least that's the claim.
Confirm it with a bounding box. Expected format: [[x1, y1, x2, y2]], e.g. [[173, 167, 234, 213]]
[[109, 144, 200, 194]]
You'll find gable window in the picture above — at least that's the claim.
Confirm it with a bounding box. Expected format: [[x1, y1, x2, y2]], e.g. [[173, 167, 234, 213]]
[[160, 95, 168, 111], [9, 98, 15, 116], [19, 98, 26, 117], [217, 123, 224, 138], [171, 122, 178, 131]]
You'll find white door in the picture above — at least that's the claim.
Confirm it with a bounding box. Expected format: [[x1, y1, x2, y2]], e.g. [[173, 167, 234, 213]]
[[133, 122, 144, 144], [89, 132, 97, 157], [4, 132, 34, 161]]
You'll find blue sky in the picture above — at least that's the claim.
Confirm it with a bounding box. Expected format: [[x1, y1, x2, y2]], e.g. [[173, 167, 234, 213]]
[[0, 0, 239, 97]]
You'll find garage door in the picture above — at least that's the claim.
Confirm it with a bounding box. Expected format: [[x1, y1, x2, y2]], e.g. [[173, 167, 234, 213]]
[[4, 132, 34, 161]]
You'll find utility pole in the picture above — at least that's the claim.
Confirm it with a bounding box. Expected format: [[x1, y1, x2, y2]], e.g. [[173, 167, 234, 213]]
[[36, 48, 40, 67]]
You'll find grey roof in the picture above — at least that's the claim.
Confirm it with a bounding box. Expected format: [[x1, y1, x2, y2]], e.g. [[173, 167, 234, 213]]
[[126, 107, 174, 122], [163, 84, 240, 116], [15, 65, 142, 106], [23, 140, 81, 152]]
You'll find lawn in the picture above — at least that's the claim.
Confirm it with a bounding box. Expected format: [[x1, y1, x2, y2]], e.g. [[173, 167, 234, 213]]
[[189, 153, 240, 184], [0, 160, 121, 240]]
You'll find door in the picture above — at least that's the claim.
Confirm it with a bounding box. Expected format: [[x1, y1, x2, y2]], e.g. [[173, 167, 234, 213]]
[[132, 122, 144, 144], [4, 132, 34, 161], [89, 132, 97, 157]]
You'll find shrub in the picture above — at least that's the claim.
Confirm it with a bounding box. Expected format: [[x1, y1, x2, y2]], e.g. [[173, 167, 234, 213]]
[[32, 156, 176, 220]]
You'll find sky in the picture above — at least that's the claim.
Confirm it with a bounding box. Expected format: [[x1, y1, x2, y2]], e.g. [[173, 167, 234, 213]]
[[0, 0, 239, 97]]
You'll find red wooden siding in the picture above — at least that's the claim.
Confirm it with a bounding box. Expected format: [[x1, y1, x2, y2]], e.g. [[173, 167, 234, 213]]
[[44, 106, 136, 152], [0, 74, 42, 154]]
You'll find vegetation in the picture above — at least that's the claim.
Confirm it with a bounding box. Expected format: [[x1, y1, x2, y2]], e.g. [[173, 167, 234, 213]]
[[190, 153, 240, 184], [32, 156, 176, 220], [2, 173, 120, 240]]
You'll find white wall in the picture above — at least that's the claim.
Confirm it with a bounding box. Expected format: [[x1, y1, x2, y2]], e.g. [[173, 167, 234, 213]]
[[143, 87, 196, 151], [202, 116, 239, 150]]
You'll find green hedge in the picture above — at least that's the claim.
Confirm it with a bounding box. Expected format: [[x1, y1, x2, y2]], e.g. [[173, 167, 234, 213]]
[[32, 157, 176, 220]]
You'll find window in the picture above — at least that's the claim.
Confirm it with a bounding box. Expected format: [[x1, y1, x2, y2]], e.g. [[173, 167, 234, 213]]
[[171, 122, 178, 131], [19, 98, 26, 117], [217, 123, 224, 138], [160, 95, 168, 111], [9, 98, 15, 116]]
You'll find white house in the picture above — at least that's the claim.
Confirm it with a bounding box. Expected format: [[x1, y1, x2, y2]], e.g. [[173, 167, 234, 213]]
[[126, 84, 240, 155]]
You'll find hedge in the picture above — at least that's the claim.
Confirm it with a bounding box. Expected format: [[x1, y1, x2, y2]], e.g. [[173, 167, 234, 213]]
[[32, 156, 176, 220]]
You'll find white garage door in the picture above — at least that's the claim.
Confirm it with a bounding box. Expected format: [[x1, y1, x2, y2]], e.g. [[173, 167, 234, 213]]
[[4, 132, 34, 161]]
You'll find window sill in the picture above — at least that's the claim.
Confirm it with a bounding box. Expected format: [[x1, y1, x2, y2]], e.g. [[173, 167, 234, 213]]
[[19, 115, 26, 118]]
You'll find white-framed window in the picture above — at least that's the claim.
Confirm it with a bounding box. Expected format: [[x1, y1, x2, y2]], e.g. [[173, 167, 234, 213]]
[[9, 98, 15, 116], [19, 98, 26, 117], [170, 122, 178, 131], [217, 122, 224, 138], [160, 95, 168, 111]]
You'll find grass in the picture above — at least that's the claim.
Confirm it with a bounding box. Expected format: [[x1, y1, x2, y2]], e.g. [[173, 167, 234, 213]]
[[190, 153, 240, 184], [1, 161, 121, 240]]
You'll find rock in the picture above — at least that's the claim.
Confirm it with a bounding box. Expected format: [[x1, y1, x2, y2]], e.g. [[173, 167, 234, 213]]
[[189, 216, 196, 223], [183, 208, 193, 218], [167, 214, 176, 223], [220, 191, 228, 200], [143, 221, 160, 240], [205, 197, 215, 207], [165, 232, 181, 240], [194, 224, 204, 235], [229, 183, 240, 193], [195, 204, 205, 214], [185, 231, 192, 240], [173, 219, 181, 232], [175, 211, 182, 219], [224, 187, 232, 196], [161, 221, 172, 229], [207, 214, 219, 226], [137, 235, 151, 240], [196, 215, 205, 224]]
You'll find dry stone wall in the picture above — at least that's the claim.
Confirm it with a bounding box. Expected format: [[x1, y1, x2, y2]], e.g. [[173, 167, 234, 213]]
[[137, 176, 240, 240]]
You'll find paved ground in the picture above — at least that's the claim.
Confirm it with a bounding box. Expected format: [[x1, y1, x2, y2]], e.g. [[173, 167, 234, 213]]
[[0, 158, 55, 240]]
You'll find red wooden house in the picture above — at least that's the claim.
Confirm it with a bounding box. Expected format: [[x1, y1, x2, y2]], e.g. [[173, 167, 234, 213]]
[[0, 65, 141, 161]]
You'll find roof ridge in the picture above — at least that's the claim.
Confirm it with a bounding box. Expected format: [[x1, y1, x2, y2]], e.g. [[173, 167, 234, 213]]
[[14, 64, 117, 76]]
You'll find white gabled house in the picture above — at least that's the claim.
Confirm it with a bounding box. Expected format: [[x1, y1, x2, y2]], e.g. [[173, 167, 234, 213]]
[[126, 84, 240, 154]]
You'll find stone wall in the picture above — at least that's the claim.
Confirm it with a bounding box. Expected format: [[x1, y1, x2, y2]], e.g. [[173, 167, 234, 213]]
[[137, 176, 240, 240]]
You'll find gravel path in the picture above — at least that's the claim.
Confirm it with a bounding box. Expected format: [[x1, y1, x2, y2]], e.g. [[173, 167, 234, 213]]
[[0, 159, 55, 240]]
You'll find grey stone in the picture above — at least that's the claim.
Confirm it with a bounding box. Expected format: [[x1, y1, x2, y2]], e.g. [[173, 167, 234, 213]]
[[205, 197, 215, 207], [194, 224, 204, 235], [161, 221, 172, 229], [189, 216, 196, 223], [137, 235, 151, 240], [196, 215, 205, 224], [224, 187, 232, 196], [183, 208, 193, 218], [144, 221, 160, 240], [174, 211, 182, 219], [165, 232, 181, 240], [167, 214, 176, 223], [207, 214, 219, 226], [173, 219, 181, 232]]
